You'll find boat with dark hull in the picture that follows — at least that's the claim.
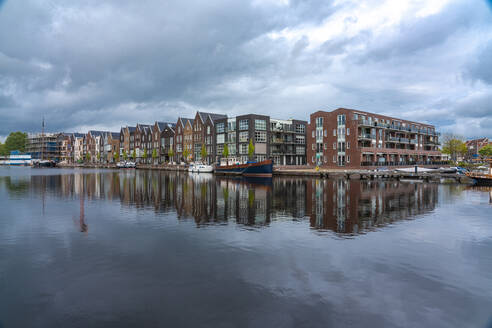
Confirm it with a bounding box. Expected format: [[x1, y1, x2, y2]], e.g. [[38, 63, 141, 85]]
[[215, 159, 273, 177], [32, 160, 57, 168]]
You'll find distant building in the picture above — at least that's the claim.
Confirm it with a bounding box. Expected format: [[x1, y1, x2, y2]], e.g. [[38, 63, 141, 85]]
[[466, 138, 490, 159], [307, 108, 441, 168], [26, 132, 63, 161]]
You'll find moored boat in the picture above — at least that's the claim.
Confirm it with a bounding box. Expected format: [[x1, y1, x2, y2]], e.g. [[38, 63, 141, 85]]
[[215, 159, 273, 177], [466, 160, 492, 186]]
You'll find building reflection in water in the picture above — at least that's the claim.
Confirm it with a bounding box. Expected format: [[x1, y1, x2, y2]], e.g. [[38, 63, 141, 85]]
[[3, 170, 445, 235]]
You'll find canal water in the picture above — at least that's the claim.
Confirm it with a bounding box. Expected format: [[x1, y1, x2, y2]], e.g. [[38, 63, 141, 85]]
[[0, 167, 491, 328]]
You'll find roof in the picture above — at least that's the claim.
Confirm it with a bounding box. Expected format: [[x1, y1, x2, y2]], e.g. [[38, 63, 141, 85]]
[[72, 133, 85, 138], [178, 118, 194, 127], [88, 130, 106, 137], [197, 111, 227, 123], [156, 122, 176, 132], [466, 138, 489, 146], [110, 132, 120, 139]]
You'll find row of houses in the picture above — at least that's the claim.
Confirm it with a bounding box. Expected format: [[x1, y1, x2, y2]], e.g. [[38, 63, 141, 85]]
[[27, 107, 444, 168]]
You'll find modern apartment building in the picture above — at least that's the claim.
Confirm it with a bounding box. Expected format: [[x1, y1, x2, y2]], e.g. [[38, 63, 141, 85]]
[[307, 108, 441, 168], [465, 138, 490, 160], [270, 118, 307, 165]]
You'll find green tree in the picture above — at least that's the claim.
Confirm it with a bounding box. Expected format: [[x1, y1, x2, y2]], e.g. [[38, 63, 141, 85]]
[[168, 148, 174, 163], [114, 151, 120, 163], [85, 152, 91, 162], [4, 132, 28, 154], [223, 144, 229, 158], [201, 144, 207, 161], [442, 134, 467, 162], [479, 144, 492, 158], [248, 139, 255, 160], [0, 142, 5, 156], [96, 152, 101, 162], [143, 148, 148, 162], [183, 148, 190, 162], [123, 150, 128, 161], [152, 149, 158, 163], [132, 149, 136, 161]]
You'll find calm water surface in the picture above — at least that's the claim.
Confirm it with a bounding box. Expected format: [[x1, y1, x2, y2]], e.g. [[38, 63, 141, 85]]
[[0, 167, 491, 328]]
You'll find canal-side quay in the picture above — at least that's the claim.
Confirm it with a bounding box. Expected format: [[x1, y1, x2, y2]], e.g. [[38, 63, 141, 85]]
[[56, 163, 473, 184]]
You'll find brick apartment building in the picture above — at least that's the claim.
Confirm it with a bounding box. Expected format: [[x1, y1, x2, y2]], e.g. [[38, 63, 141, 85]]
[[465, 138, 490, 160], [152, 122, 176, 163], [192, 112, 227, 164], [307, 108, 441, 168]]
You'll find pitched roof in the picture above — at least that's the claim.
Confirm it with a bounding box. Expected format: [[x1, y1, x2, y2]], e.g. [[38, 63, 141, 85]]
[[178, 118, 194, 127], [156, 121, 176, 132], [88, 130, 106, 137], [127, 126, 136, 133], [197, 111, 227, 123], [110, 132, 120, 139], [72, 132, 85, 138]]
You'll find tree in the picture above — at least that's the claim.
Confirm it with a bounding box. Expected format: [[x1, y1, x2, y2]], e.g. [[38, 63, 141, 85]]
[[123, 150, 128, 161], [132, 149, 136, 161], [223, 144, 229, 158], [168, 148, 174, 163], [0, 142, 5, 156], [85, 152, 91, 162], [96, 152, 101, 162], [201, 144, 207, 162], [152, 149, 158, 164], [248, 139, 255, 160], [114, 152, 120, 163], [4, 132, 27, 154], [183, 148, 190, 162], [143, 148, 148, 162], [441, 134, 467, 162], [479, 144, 492, 158]]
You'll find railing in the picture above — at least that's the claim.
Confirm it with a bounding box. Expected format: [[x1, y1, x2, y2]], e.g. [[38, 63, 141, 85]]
[[359, 133, 376, 139], [386, 136, 399, 142], [358, 119, 373, 126], [361, 161, 449, 167], [410, 139, 418, 144]]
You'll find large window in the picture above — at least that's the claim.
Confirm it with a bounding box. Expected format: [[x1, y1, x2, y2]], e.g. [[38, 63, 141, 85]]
[[255, 131, 267, 143], [296, 124, 305, 134], [228, 131, 236, 143], [240, 143, 248, 154], [228, 143, 236, 155], [296, 146, 305, 155], [216, 134, 225, 144], [296, 135, 305, 144], [255, 119, 266, 130], [315, 117, 323, 128], [239, 119, 249, 130], [216, 123, 225, 133], [239, 131, 249, 142], [228, 120, 236, 131]]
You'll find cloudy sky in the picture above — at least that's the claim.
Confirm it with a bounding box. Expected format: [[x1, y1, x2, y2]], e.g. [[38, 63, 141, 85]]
[[0, 0, 491, 141]]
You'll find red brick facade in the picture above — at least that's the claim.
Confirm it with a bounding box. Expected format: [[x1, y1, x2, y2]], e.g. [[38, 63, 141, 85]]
[[307, 108, 441, 168]]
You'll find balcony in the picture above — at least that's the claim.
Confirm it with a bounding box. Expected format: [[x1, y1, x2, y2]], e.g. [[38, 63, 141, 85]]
[[359, 133, 376, 139], [358, 119, 374, 127], [386, 136, 399, 142]]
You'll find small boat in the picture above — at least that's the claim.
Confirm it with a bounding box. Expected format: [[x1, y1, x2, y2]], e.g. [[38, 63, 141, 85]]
[[215, 159, 273, 177], [117, 161, 136, 168], [395, 166, 437, 173], [188, 162, 196, 172], [466, 160, 492, 186], [33, 159, 56, 168], [196, 163, 213, 173]]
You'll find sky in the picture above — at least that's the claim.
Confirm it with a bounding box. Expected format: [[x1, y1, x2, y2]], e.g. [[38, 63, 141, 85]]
[[0, 0, 492, 142]]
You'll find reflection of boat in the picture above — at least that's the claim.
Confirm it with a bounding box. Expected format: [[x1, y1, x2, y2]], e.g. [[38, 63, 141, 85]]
[[215, 159, 273, 177], [466, 160, 492, 186], [395, 167, 438, 173]]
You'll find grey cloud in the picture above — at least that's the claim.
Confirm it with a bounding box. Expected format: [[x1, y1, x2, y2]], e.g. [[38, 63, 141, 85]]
[[0, 0, 491, 139]]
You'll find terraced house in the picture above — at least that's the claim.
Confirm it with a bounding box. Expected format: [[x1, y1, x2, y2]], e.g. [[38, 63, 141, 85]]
[[307, 108, 441, 168], [192, 112, 227, 164], [153, 122, 176, 164], [174, 118, 193, 163]]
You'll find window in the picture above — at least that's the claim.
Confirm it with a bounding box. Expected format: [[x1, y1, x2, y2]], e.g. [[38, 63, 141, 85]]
[[255, 119, 266, 130], [315, 117, 323, 128], [295, 135, 305, 144], [347, 155, 350, 163], [324, 143, 327, 150], [333, 129, 336, 136], [229, 143, 236, 155], [240, 143, 248, 154], [312, 144, 315, 150], [255, 131, 267, 142], [228, 120, 236, 131], [296, 124, 305, 134], [347, 141, 350, 149], [347, 128, 350, 136], [296, 146, 304, 155], [228, 131, 236, 143], [217, 144, 224, 154], [333, 142, 336, 149], [239, 119, 249, 130], [216, 134, 225, 144], [333, 155, 336, 163], [337, 114, 346, 125], [216, 123, 225, 133], [312, 130, 315, 138], [207, 126, 210, 134], [353, 114, 358, 120], [324, 129, 327, 137], [239, 131, 249, 142]]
